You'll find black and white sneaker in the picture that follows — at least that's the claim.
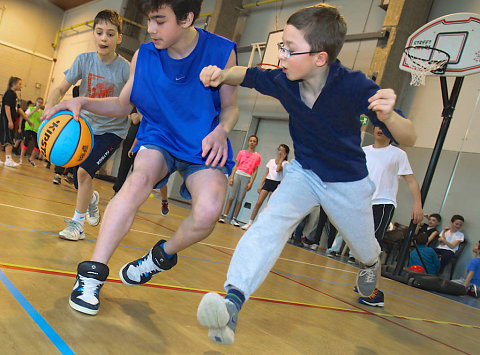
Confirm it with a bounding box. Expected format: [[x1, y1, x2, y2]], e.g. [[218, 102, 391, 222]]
[[69, 261, 109, 315], [119, 240, 177, 286], [327, 250, 338, 258]]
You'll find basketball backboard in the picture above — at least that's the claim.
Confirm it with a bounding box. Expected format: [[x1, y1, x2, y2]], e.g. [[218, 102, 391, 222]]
[[261, 30, 283, 67], [400, 13, 480, 78]]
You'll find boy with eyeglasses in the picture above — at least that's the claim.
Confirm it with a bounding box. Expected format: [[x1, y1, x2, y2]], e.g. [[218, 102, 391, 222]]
[[197, 4, 417, 344]]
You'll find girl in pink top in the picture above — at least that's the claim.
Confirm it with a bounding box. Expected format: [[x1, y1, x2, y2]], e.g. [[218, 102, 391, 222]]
[[219, 135, 261, 226], [242, 144, 289, 230]]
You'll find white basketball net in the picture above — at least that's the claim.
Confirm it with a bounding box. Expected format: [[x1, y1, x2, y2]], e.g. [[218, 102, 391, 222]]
[[404, 46, 450, 86]]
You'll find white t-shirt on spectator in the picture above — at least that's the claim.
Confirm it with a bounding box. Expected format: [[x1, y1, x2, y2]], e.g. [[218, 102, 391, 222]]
[[363, 144, 413, 207], [436, 229, 464, 252], [265, 159, 286, 181]]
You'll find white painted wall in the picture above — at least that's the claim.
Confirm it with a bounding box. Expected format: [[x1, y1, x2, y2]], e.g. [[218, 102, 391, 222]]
[[0, 0, 63, 101]]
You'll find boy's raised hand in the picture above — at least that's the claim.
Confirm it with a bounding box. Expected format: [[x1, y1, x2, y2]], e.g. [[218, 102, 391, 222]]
[[368, 89, 396, 122], [200, 65, 224, 87]]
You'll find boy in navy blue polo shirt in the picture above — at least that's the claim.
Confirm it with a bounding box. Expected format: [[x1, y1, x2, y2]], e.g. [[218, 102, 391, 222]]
[[197, 4, 417, 345]]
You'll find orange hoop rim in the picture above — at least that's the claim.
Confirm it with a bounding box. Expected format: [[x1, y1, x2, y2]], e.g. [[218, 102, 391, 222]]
[[256, 63, 281, 70]]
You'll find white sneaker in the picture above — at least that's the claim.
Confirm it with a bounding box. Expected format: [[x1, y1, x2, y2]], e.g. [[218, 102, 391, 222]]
[[4, 160, 20, 167], [59, 220, 85, 241], [230, 219, 240, 227], [241, 222, 251, 230], [197, 293, 238, 345], [218, 215, 226, 223], [310, 243, 319, 250], [86, 191, 100, 226]]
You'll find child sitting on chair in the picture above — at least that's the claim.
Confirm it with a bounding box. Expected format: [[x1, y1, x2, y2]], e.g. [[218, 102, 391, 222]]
[[434, 214, 465, 274], [408, 232, 440, 275]]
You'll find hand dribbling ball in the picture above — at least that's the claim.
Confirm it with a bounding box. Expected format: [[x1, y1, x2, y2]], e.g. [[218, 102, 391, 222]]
[[38, 110, 93, 168]]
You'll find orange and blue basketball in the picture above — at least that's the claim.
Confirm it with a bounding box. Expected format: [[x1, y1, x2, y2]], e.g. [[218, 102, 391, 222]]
[[408, 264, 426, 273], [37, 110, 93, 168]]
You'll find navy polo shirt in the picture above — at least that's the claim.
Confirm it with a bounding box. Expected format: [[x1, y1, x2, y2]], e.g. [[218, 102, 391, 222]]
[[241, 59, 395, 182]]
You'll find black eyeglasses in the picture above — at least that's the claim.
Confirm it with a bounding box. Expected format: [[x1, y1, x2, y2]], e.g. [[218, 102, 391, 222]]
[[277, 43, 324, 59]]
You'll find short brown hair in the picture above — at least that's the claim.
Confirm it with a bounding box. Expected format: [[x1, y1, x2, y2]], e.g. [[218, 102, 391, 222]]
[[287, 4, 347, 64], [94, 9, 123, 35], [136, 0, 202, 24]]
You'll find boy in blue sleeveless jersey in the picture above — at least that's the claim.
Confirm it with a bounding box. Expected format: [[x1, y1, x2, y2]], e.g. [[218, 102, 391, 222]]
[[44, 9, 130, 241], [44, 0, 238, 316], [196, 4, 417, 345]]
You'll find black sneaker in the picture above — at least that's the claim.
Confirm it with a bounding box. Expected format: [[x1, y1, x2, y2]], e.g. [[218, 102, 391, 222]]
[[358, 289, 384, 307], [467, 284, 479, 297], [327, 250, 338, 258], [348, 256, 356, 264], [69, 261, 109, 315], [161, 200, 169, 216], [119, 240, 177, 285]]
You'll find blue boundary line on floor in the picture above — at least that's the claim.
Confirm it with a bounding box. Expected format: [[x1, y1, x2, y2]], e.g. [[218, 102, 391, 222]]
[[0, 269, 75, 355]]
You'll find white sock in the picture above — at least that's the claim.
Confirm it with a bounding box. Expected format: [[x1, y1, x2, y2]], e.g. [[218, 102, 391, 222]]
[[91, 192, 97, 204], [5, 155, 12, 162], [248, 220, 253, 224], [72, 210, 86, 225]]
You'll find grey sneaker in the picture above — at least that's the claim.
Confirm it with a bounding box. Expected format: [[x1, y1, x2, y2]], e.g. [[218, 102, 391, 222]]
[[119, 240, 177, 285], [197, 293, 238, 345], [86, 191, 100, 226], [53, 174, 61, 185], [59, 219, 85, 241], [356, 257, 380, 297], [64, 173, 74, 184]]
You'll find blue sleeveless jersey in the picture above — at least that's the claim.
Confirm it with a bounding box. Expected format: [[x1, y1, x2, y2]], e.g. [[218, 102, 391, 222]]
[[130, 28, 236, 174]]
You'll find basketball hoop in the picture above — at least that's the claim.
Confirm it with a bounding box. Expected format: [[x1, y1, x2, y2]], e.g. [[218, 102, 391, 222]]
[[403, 46, 450, 86], [256, 63, 281, 71]]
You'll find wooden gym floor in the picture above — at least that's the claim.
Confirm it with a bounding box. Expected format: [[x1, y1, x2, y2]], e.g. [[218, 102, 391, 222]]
[[0, 155, 478, 354]]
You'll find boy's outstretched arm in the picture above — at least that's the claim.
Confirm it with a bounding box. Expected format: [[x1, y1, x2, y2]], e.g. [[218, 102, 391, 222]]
[[369, 89, 416, 146], [200, 65, 247, 87], [202, 50, 239, 167]]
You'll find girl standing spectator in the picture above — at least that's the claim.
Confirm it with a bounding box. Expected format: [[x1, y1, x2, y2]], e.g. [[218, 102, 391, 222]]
[[19, 97, 43, 166], [242, 144, 289, 230], [434, 214, 465, 274], [1, 77, 27, 167], [219, 135, 261, 226]]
